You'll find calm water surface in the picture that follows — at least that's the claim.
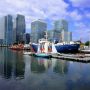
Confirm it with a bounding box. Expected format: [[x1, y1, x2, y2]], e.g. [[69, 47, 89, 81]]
[[0, 48, 90, 90]]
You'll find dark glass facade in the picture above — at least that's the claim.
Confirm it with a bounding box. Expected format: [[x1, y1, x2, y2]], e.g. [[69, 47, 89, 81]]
[[4, 15, 13, 45], [16, 14, 25, 43], [23, 33, 30, 44], [0, 39, 3, 45]]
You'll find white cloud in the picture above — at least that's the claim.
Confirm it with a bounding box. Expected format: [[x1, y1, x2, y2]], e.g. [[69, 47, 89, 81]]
[[86, 13, 90, 18], [69, 10, 83, 21], [0, 0, 69, 30], [0, 0, 68, 18], [70, 0, 90, 8], [73, 22, 90, 41], [75, 22, 86, 28]]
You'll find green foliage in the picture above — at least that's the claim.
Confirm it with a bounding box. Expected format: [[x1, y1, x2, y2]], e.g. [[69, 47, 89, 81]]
[[85, 41, 90, 46]]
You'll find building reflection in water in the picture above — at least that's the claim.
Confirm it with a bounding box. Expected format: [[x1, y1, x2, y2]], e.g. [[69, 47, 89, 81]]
[[31, 57, 51, 73], [0, 48, 25, 79], [0, 48, 69, 80], [52, 59, 69, 74]]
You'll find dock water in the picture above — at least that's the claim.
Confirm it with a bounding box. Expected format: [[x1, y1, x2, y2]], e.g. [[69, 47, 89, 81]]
[[24, 51, 90, 63]]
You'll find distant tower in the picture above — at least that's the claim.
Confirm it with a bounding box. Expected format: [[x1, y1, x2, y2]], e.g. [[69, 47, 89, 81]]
[[16, 14, 25, 43], [4, 15, 13, 45], [0, 17, 5, 45], [23, 33, 30, 44], [13, 16, 17, 43], [54, 19, 72, 42], [61, 30, 72, 42], [54, 19, 68, 32], [31, 19, 47, 43], [60, 19, 68, 32]]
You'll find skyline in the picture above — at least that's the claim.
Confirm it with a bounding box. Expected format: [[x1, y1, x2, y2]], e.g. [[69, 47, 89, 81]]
[[0, 0, 90, 42]]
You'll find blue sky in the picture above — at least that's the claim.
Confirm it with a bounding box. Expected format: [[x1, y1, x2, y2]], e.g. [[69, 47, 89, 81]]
[[0, 0, 90, 42]]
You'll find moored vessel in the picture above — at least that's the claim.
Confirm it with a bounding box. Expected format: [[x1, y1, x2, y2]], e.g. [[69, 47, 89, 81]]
[[34, 38, 52, 58], [9, 44, 24, 50], [31, 41, 80, 53]]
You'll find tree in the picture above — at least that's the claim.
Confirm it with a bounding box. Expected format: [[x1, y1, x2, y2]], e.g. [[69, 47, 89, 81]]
[[85, 41, 90, 46]]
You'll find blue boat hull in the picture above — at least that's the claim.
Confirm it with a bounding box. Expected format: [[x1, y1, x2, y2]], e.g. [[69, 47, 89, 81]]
[[34, 53, 51, 58], [31, 44, 80, 53], [55, 44, 80, 53]]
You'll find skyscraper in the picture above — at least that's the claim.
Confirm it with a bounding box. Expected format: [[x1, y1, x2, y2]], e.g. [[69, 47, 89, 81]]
[[23, 33, 30, 44], [0, 17, 5, 45], [13, 16, 17, 43], [61, 30, 72, 42], [4, 15, 13, 45], [31, 19, 47, 43], [16, 14, 25, 43], [47, 30, 60, 43], [48, 20, 65, 42], [54, 19, 72, 42], [54, 19, 68, 32], [60, 19, 68, 32]]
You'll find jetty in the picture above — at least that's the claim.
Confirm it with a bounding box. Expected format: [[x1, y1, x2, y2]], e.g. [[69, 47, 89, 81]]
[[23, 51, 90, 63], [51, 53, 90, 63]]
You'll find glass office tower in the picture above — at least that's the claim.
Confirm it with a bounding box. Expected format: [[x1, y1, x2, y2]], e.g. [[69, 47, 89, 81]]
[[4, 15, 13, 45], [54, 19, 72, 42], [23, 33, 30, 44], [0, 17, 5, 45], [54, 19, 68, 32], [47, 30, 61, 43], [16, 14, 25, 43], [31, 19, 47, 43]]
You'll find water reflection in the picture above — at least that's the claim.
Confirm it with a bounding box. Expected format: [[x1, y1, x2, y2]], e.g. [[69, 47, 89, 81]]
[[53, 59, 69, 74], [0, 48, 69, 79], [0, 48, 90, 90], [0, 48, 25, 79], [31, 57, 51, 73]]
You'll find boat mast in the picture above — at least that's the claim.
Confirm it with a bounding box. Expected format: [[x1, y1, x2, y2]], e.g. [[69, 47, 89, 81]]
[[44, 31, 48, 41]]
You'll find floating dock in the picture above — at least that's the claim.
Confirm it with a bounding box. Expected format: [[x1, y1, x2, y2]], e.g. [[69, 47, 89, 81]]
[[80, 50, 90, 54], [51, 53, 90, 63], [23, 51, 90, 63]]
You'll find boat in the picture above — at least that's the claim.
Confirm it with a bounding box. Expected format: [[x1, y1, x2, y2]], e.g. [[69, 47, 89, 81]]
[[55, 41, 80, 53], [30, 31, 80, 53], [24, 44, 31, 50], [23, 51, 32, 55], [31, 41, 80, 53], [34, 38, 52, 58], [9, 44, 24, 50], [35, 53, 51, 58]]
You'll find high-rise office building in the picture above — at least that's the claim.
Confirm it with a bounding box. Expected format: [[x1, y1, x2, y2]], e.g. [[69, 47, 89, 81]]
[[4, 15, 13, 45], [61, 30, 72, 42], [60, 19, 68, 32], [0, 14, 26, 45], [47, 30, 61, 43], [53, 19, 72, 42], [52, 20, 66, 42], [13, 16, 17, 43], [31, 19, 47, 43], [0, 17, 5, 45], [16, 14, 25, 43], [23, 33, 30, 44], [54, 19, 68, 32]]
